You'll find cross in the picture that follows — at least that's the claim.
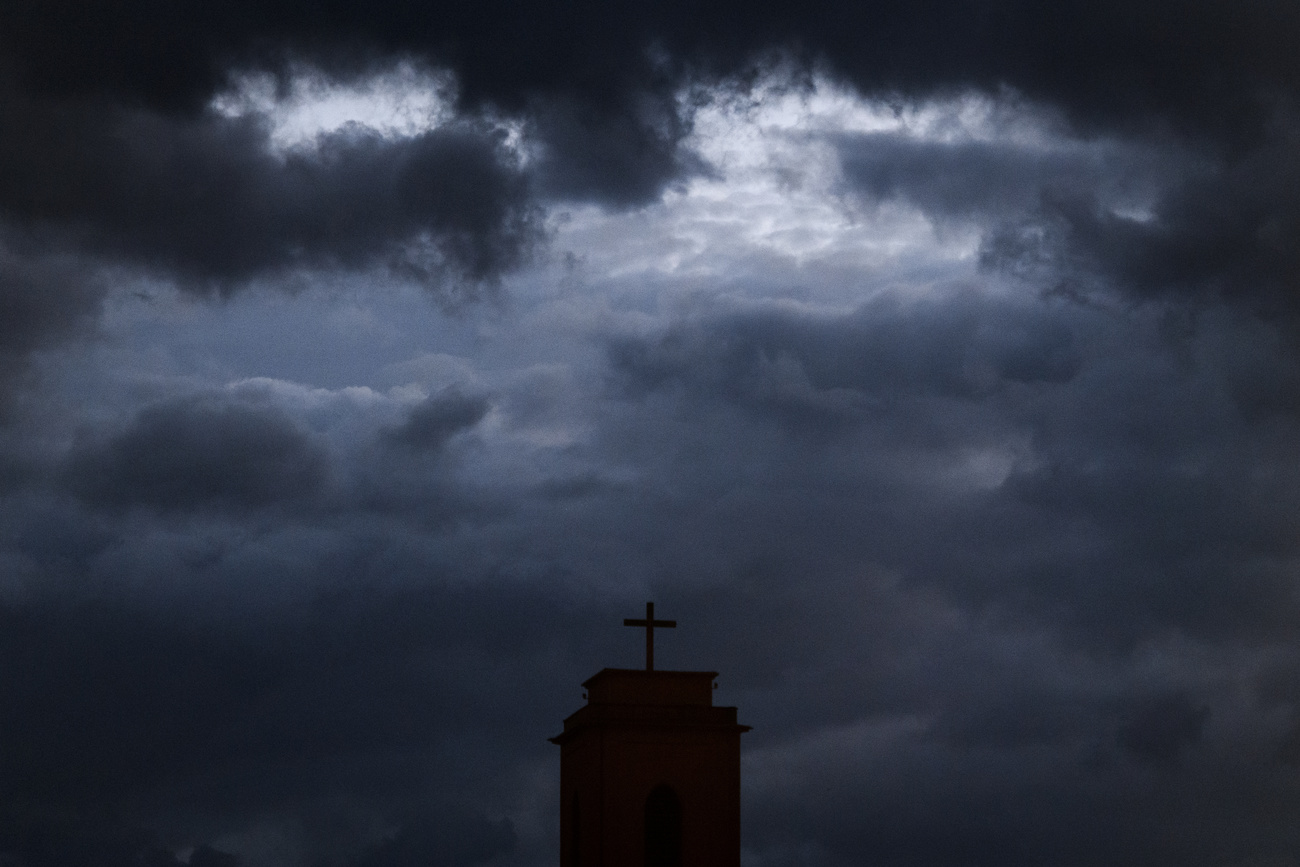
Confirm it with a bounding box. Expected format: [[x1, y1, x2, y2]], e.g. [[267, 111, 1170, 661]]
[[623, 601, 676, 671]]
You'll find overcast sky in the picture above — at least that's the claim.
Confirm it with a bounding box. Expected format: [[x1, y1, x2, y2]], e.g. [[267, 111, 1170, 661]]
[[2, 3, 1300, 866]]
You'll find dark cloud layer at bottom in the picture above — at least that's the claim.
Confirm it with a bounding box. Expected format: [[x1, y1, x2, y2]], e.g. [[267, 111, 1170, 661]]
[[2, 275, 1298, 866]]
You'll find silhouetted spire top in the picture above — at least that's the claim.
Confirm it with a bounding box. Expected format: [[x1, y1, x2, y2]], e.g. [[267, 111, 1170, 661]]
[[623, 601, 676, 670]]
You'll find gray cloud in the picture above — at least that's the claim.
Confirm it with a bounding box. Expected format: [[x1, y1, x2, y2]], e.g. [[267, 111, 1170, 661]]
[[608, 295, 1081, 429], [0, 570, 612, 866], [64, 395, 329, 513], [1116, 692, 1210, 765], [837, 131, 1162, 224], [1, 0, 1296, 298], [0, 102, 539, 292], [0, 286, 1293, 867], [0, 250, 103, 414], [0, 812, 239, 867], [340, 807, 515, 867], [382, 390, 489, 453], [598, 296, 1300, 656], [835, 118, 1300, 315]]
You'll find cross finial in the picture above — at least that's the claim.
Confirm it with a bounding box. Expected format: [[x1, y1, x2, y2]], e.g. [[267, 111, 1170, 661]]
[[623, 601, 676, 671]]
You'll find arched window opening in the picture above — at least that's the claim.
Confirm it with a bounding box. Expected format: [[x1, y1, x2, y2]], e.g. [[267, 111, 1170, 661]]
[[569, 791, 581, 867], [644, 785, 682, 867]]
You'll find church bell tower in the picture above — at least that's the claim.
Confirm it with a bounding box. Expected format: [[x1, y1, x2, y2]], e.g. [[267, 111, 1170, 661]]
[[550, 603, 750, 867]]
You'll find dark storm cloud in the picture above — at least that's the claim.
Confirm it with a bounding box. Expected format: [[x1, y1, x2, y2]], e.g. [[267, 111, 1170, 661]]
[[605, 297, 1300, 652], [1116, 691, 1210, 765], [0, 577, 610, 866], [64, 394, 329, 513], [0, 253, 100, 369], [343, 808, 515, 867], [608, 295, 1080, 427], [836, 132, 1148, 223], [996, 454, 1300, 644], [724, 574, 1291, 867], [3, 290, 1300, 865], [3, 288, 1296, 867], [383, 390, 489, 453], [0, 0, 1292, 405], [0, 812, 239, 867], [7, 1, 1298, 138], [0, 89, 536, 402], [0, 585, 552, 804], [979, 127, 1300, 310], [0, 250, 103, 411], [836, 120, 1300, 313], [3, 0, 1298, 247], [0, 99, 538, 290]]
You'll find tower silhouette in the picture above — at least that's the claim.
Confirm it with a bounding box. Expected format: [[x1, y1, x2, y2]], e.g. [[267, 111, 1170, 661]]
[[551, 603, 750, 866]]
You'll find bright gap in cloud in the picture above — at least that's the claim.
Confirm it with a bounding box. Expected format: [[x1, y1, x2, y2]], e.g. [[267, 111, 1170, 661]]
[[687, 74, 1069, 176], [549, 73, 1166, 312], [553, 77, 1041, 297], [210, 62, 458, 151]]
